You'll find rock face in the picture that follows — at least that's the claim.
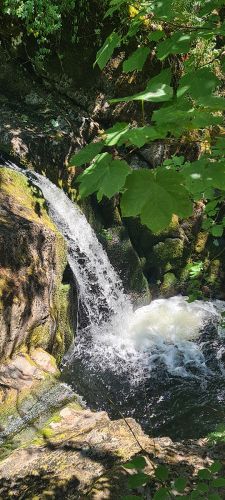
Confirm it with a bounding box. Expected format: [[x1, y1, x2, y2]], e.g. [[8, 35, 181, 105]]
[[0, 400, 221, 499], [0, 167, 73, 363]]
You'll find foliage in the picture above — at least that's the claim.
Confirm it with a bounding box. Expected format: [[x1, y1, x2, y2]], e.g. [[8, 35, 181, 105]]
[[1, 0, 102, 66], [70, 0, 225, 234], [121, 456, 225, 499]]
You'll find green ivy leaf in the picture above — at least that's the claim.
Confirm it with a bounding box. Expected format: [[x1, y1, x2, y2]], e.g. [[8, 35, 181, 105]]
[[123, 46, 150, 72], [157, 32, 192, 60], [155, 465, 169, 481], [70, 142, 104, 166], [94, 31, 121, 69], [174, 477, 187, 492], [121, 168, 192, 232], [123, 456, 147, 470], [128, 472, 149, 488], [77, 153, 131, 201]]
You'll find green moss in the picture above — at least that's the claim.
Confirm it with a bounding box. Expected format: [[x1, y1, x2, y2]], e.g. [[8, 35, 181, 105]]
[[207, 259, 221, 286], [0, 167, 56, 231], [153, 238, 184, 262], [52, 284, 74, 364], [195, 231, 208, 253], [28, 322, 51, 350], [161, 272, 177, 296]]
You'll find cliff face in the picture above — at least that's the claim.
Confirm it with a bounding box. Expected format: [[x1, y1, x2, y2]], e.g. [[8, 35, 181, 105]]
[[0, 167, 73, 364]]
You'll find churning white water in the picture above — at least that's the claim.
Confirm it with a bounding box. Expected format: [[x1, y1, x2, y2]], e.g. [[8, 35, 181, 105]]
[[3, 162, 224, 384]]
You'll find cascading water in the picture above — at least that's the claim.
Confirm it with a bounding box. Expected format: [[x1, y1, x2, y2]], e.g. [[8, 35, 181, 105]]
[[2, 160, 225, 439]]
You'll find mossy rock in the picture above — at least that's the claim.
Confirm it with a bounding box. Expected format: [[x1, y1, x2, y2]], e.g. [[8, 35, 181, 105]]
[[161, 272, 177, 297], [0, 166, 74, 362], [153, 238, 184, 263]]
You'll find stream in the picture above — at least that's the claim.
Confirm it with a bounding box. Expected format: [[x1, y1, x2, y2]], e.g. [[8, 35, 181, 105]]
[[3, 160, 225, 441]]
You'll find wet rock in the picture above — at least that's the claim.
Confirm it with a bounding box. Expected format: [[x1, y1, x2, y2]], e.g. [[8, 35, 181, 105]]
[[99, 226, 151, 307]]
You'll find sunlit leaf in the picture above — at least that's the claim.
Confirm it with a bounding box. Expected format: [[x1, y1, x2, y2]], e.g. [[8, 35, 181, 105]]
[[157, 32, 192, 60], [177, 68, 219, 99], [104, 122, 130, 145], [94, 31, 121, 69], [123, 46, 150, 72], [70, 142, 104, 166], [78, 153, 131, 201], [121, 168, 192, 232], [110, 82, 173, 103]]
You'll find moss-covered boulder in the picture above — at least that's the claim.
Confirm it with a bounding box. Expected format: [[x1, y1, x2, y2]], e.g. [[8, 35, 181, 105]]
[[0, 167, 73, 363]]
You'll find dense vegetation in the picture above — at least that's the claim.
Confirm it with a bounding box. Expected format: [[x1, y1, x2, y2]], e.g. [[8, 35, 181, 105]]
[[69, 0, 225, 237]]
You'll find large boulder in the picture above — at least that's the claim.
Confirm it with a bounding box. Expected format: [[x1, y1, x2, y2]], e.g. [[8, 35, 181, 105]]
[[0, 167, 73, 363]]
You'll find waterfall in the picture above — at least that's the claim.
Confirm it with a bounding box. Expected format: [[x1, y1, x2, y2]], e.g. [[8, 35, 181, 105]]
[[2, 161, 224, 385]]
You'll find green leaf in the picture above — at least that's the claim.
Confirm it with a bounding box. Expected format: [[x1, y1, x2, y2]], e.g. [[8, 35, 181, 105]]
[[148, 30, 165, 42], [212, 138, 225, 157], [197, 96, 225, 111], [196, 482, 209, 493], [110, 68, 172, 104], [110, 83, 173, 104], [123, 456, 147, 470], [157, 32, 192, 60], [197, 468, 212, 480], [174, 477, 187, 492], [77, 153, 131, 201], [152, 100, 195, 134], [104, 122, 130, 146], [70, 142, 104, 166], [128, 472, 149, 488], [123, 46, 150, 72], [190, 491, 202, 500], [153, 487, 170, 499], [209, 461, 223, 473], [121, 168, 192, 232], [211, 225, 224, 237], [211, 477, 225, 488], [155, 465, 169, 481], [208, 494, 222, 500], [94, 31, 121, 69], [119, 126, 168, 148], [177, 68, 219, 99]]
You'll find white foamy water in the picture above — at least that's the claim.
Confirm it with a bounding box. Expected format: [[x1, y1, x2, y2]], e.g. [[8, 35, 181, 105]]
[[3, 163, 224, 384]]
